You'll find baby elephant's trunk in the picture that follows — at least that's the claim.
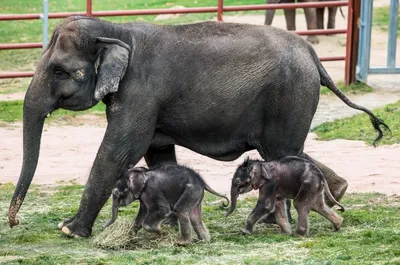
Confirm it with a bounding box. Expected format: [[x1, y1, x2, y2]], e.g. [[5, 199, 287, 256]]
[[225, 187, 239, 217], [103, 197, 120, 229]]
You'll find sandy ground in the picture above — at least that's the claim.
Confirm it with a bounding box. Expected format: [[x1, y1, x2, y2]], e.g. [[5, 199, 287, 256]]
[[0, 0, 399, 196], [0, 121, 399, 195]]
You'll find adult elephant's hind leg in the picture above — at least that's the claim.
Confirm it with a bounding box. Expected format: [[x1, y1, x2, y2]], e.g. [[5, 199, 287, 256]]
[[301, 152, 348, 207]]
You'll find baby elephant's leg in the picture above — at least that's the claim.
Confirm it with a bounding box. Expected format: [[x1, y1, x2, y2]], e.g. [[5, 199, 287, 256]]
[[133, 204, 147, 234], [274, 198, 291, 234], [311, 191, 343, 231], [177, 211, 192, 246], [242, 198, 274, 234], [293, 182, 314, 237], [142, 206, 169, 234], [173, 185, 203, 245], [190, 203, 210, 242]]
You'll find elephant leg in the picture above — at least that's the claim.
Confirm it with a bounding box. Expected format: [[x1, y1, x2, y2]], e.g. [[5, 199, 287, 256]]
[[265, 9, 276, 25], [316, 8, 325, 29], [327, 7, 338, 29], [259, 198, 293, 224], [301, 152, 348, 207], [145, 145, 178, 226], [190, 203, 210, 242], [59, 113, 157, 238], [284, 8, 296, 31], [144, 145, 177, 168], [302, 3, 319, 44]]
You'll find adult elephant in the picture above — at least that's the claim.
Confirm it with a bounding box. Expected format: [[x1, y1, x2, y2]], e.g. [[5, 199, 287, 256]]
[[8, 16, 388, 238], [264, 0, 342, 43], [264, 0, 319, 43]]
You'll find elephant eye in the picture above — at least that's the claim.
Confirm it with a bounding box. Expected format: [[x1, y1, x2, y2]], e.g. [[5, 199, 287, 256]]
[[52, 67, 69, 79]]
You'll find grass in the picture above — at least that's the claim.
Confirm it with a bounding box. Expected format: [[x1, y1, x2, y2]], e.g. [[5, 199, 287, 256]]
[[0, 183, 399, 264], [0, 100, 106, 123], [320, 81, 373, 95], [313, 100, 400, 145], [373, 6, 400, 35]]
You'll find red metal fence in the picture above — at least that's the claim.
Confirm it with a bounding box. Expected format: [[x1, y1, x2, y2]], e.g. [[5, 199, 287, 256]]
[[0, 0, 358, 84]]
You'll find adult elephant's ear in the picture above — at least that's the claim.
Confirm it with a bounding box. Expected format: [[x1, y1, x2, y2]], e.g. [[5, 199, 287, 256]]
[[94, 37, 131, 101]]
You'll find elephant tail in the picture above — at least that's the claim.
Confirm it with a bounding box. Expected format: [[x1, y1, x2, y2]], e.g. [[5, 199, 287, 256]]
[[311, 47, 391, 146], [321, 174, 345, 212], [204, 184, 230, 207]]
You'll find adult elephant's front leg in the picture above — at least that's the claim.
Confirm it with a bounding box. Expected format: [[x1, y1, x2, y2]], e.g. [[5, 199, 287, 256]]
[[59, 114, 156, 238], [301, 152, 348, 206]]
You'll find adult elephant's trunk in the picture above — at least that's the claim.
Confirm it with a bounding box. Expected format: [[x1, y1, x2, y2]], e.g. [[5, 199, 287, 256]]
[[225, 187, 239, 217], [8, 78, 56, 228], [103, 198, 120, 229]]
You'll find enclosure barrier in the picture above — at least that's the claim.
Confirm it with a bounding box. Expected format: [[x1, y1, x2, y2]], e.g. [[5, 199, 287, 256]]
[[0, 0, 358, 84]]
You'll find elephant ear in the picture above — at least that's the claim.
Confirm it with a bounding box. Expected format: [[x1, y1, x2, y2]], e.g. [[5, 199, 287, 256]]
[[250, 163, 266, 190], [129, 171, 148, 199], [94, 37, 131, 101]]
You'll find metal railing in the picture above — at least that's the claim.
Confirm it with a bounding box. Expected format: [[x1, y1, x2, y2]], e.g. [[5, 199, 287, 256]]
[[357, 0, 399, 82], [0, 0, 357, 84]]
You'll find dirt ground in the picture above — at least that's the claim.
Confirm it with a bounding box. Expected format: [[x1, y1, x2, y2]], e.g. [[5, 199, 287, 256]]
[[0, 0, 399, 196]]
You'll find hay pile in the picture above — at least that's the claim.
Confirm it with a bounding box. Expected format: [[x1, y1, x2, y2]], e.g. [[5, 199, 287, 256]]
[[91, 219, 178, 250]]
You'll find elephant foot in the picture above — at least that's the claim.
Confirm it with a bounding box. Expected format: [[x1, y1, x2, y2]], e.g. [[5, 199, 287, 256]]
[[239, 228, 252, 235], [177, 237, 191, 246], [292, 231, 307, 237], [306, 35, 319, 44], [59, 217, 92, 238], [333, 216, 344, 231]]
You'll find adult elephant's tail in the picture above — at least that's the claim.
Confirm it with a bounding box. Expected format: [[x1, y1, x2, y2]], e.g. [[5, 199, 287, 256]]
[[310, 47, 391, 146]]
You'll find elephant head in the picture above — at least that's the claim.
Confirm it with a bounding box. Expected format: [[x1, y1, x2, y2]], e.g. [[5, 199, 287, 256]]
[[103, 167, 149, 229], [225, 158, 256, 217], [8, 16, 132, 228]]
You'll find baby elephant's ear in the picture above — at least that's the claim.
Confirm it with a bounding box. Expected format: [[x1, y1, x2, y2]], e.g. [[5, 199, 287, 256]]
[[261, 164, 273, 180], [129, 172, 148, 199], [251, 163, 266, 190]]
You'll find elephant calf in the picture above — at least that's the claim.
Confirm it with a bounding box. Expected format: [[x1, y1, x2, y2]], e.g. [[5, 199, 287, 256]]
[[226, 157, 344, 237], [104, 164, 229, 246]]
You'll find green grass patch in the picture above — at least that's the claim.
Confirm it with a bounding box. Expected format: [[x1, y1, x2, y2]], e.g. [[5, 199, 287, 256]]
[[373, 6, 400, 34], [320, 81, 373, 95], [0, 183, 399, 264], [0, 100, 106, 123], [313, 100, 399, 145]]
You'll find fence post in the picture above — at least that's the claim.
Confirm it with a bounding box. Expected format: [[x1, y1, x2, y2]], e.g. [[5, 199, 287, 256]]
[[387, 0, 399, 69], [345, 0, 361, 85], [86, 0, 93, 16], [40, 0, 49, 51], [356, 0, 373, 82], [217, 0, 223, 21]]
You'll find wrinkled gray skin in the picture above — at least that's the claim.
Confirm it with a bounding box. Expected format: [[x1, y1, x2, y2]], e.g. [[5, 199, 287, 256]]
[[264, 0, 342, 44], [227, 157, 345, 237], [103, 164, 229, 246], [9, 15, 389, 238]]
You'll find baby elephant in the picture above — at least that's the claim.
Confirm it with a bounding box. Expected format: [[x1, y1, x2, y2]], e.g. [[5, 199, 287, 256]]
[[104, 164, 229, 246], [226, 157, 345, 237]]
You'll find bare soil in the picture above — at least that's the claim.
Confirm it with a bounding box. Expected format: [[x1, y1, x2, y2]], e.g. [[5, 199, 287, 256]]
[[0, 119, 399, 195]]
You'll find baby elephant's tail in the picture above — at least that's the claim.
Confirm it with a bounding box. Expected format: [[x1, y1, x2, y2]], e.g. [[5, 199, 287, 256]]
[[322, 177, 345, 212], [204, 184, 230, 207]]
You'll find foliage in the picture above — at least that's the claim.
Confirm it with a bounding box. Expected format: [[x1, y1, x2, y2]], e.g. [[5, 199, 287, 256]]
[[0, 183, 399, 264], [0, 100, 106, 123], [313, 100, 399, 145], [373, 6, 400, 35]]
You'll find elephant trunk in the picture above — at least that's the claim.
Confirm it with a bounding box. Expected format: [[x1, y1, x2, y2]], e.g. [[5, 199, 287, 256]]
[[225, 187, 239, 217], [103, 197, 119, 229], [8, 78, 56, 228]]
